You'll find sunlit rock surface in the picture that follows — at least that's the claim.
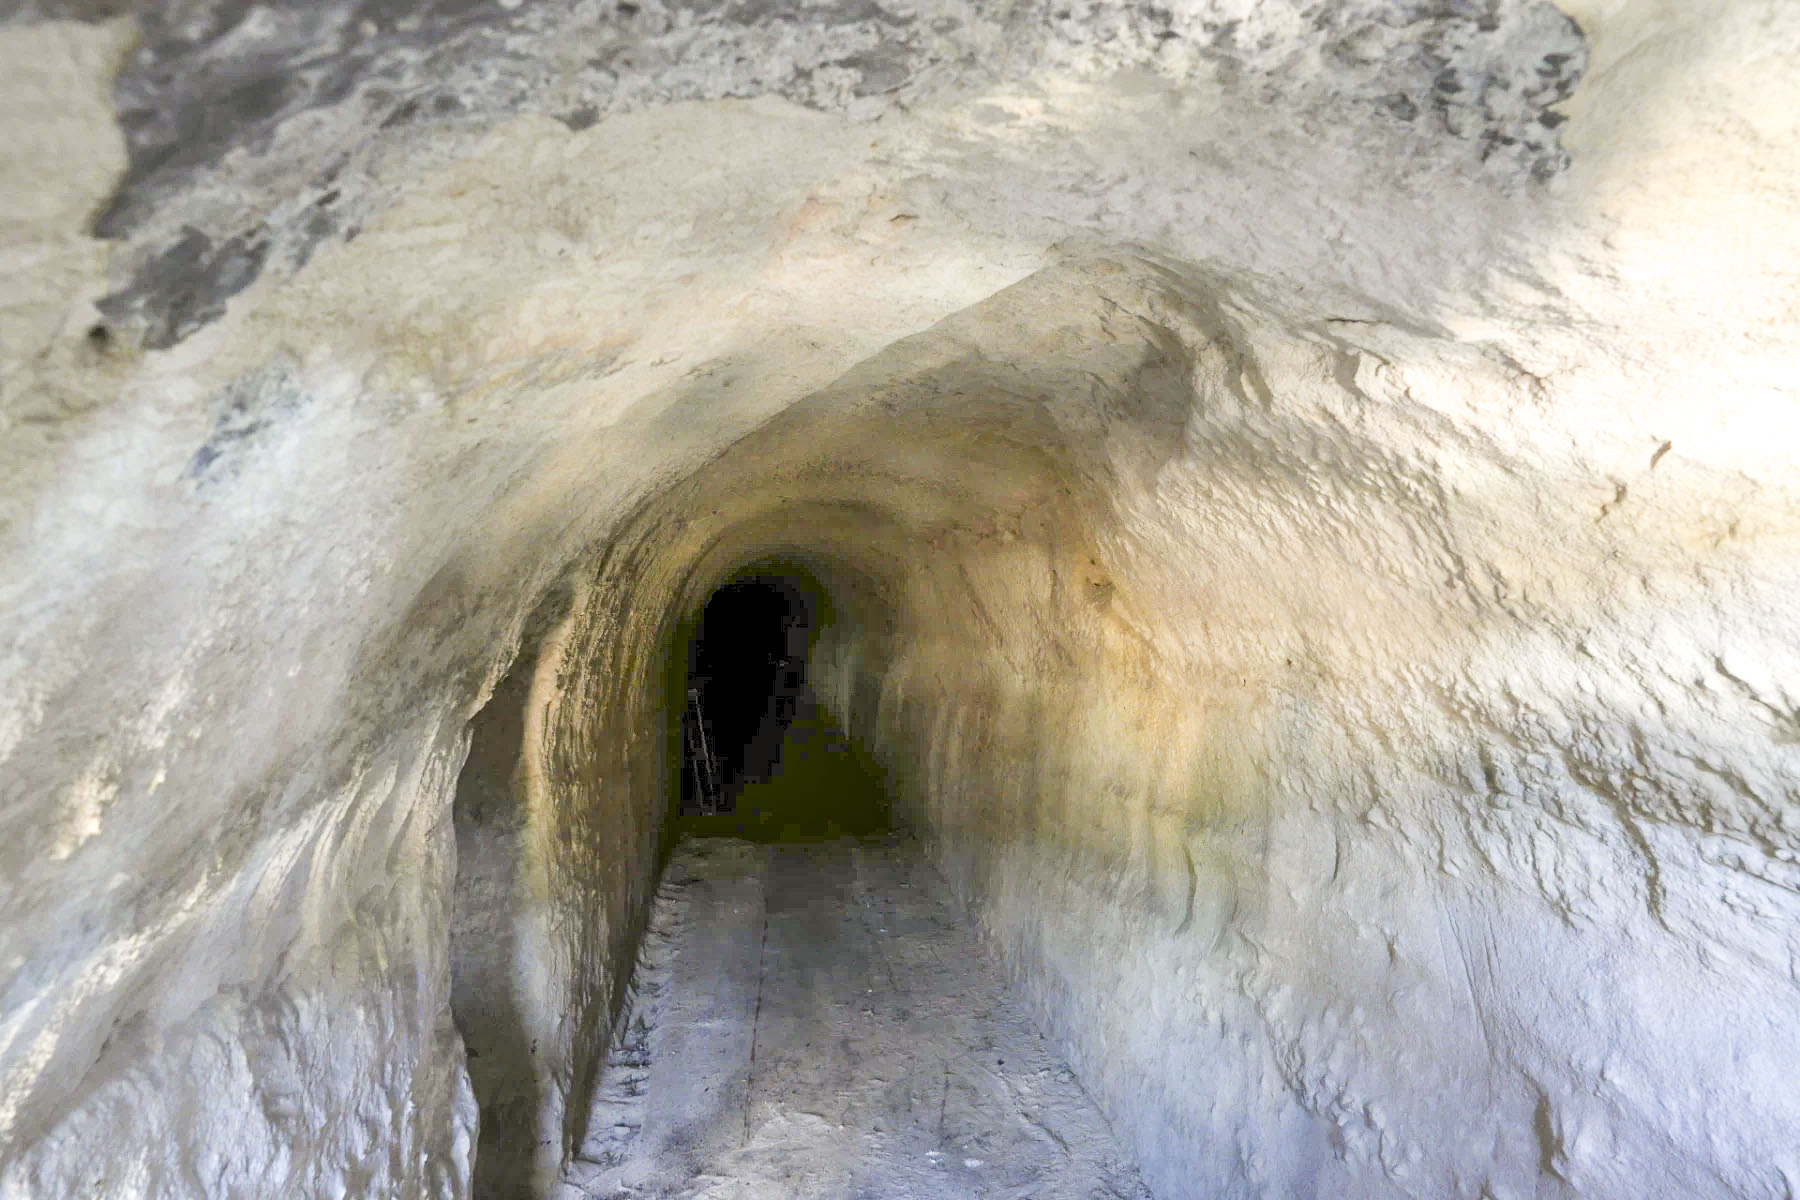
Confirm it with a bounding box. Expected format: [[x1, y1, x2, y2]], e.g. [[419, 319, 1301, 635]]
[[1, 1, 1797, 1197]]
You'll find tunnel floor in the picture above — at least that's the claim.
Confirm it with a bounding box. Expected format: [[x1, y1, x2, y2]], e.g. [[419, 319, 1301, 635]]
[[552, 718, 1152, 1198]]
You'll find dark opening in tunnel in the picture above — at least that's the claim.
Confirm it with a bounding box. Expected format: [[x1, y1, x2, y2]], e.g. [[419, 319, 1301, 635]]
[[675, 568, 891, 843], [681, 576, 810, 812]]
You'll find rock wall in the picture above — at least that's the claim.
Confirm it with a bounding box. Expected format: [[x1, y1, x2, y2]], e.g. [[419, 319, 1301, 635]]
[[805, 264, 1800, 1198], [2, 1, 1798, 1198]]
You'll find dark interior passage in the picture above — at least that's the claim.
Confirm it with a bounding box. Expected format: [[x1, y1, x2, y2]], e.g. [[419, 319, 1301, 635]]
[[682, 576, 809, 812], [678, 572, 890, 840]]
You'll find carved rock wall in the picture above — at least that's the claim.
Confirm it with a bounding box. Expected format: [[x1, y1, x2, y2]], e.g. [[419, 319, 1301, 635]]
[[1, 2, 1797, 1198]]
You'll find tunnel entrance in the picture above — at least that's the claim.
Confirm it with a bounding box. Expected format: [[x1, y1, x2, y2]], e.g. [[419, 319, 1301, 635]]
[[676, 571, 890, 842]]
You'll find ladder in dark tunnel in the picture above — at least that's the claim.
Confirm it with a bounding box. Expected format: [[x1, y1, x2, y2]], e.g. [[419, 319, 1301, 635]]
[[684, 686, 722, 814]]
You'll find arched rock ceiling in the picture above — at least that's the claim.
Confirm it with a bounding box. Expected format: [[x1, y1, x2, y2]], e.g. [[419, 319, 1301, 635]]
[[1, 2, 1798, 1198]]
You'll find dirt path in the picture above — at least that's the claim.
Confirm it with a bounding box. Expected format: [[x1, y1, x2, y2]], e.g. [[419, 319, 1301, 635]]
[[554, 836, 1153, 1199]]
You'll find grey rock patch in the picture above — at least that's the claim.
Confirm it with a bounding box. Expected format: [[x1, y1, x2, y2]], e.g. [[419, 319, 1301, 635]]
[[95, 224, 268, 350], [82, 0, 1583, 350], [0, 0, 132, 23], [182, 355, 310, 482], [557, 102, 602, 131]]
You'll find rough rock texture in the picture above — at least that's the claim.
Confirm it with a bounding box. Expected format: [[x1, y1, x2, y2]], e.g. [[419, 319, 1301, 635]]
[[552, 834, 1152, 1199], [11, 0, 1584, 350], [1, 1, 1798, 1199]]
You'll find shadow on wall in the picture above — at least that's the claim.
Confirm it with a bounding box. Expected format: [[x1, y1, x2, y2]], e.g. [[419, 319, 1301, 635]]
[[449, 584, 572, 1200]]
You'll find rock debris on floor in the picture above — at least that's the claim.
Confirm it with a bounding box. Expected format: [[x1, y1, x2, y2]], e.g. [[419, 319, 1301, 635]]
[[554, 837, 1153, 1200]]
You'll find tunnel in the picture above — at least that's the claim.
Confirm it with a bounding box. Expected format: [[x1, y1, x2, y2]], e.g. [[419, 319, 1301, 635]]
[[5, 2, 1800, 1199], [673, 567, 891, 841], [679, 573, 814, 815]]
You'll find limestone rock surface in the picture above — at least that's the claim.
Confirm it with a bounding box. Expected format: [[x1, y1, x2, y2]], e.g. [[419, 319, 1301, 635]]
[[1, 1, 1798, 1198]]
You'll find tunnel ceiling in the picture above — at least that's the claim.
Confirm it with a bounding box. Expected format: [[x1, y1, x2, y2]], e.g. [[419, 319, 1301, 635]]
[[3, 2, 1800, 1199], [9, 0, 1587, 350]]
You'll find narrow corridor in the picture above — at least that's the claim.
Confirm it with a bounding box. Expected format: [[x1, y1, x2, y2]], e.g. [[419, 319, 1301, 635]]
[[553, 716, 1151, 1199]]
